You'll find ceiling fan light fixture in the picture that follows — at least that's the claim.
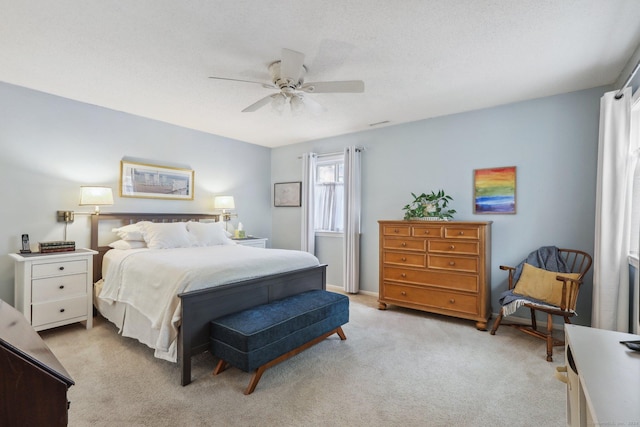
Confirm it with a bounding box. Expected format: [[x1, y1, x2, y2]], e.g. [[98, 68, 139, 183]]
[[270, 93, 287, 114], [290, 94, 305, 115]]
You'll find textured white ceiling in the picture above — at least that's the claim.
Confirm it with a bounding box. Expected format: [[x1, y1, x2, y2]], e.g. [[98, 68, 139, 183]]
[[1, 1, 640, 147]]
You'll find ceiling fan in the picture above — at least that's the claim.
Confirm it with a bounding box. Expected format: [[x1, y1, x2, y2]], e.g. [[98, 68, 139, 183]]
[[209, 48, 364, 113]]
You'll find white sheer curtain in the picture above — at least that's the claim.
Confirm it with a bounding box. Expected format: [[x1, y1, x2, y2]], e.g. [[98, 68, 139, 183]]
[[593, 88, 636, 331], [301, 152, 317, 254], [314, 183, 344, 231], [343, 146, 361, 293]]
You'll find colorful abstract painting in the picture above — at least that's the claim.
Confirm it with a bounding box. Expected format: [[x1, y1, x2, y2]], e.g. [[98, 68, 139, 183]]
[[474, 166, 516, 214]]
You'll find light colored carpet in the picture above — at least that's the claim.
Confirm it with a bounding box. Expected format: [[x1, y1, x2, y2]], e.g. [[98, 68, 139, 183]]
[[41, 293, 566, 427]]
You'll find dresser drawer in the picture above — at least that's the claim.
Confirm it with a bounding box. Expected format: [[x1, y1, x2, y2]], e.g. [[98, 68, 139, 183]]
[[411, 225, 443, 238], [444, 226, 480, 240], [32, 260, 88, 278], [32, 274, 87, 303], [428, 254, 479, 273], [429, 240, 479, 255], [383, 251, 426, 268], [382, 266, 478, 292], [382, 283, 479, 316], [32, 295, 88, 327], [382, 237, 426, 252], [382, 224, 411, 236]]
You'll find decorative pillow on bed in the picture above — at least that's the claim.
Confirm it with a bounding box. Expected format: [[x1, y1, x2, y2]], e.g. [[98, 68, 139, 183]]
[[108, 239, 148, 250], [187, 221, 235, 246], [112, 221, 151, 241], [141, 222, 196, 249], [513, 263, 581, 307]]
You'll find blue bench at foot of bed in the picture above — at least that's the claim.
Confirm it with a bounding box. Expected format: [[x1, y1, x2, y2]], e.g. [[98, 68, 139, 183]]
[[210, 289, 349, 395]]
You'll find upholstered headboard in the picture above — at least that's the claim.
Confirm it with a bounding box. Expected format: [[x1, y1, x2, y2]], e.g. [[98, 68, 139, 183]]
[[89, 212, 220, 283]]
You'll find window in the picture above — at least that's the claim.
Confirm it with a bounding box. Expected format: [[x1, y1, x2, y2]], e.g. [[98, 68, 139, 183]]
[[314, 154, 344, 232]]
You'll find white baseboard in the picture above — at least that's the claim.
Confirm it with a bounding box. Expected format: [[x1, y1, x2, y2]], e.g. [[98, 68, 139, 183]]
[[327, 285, 564, 331], [326, 284, 378, 298]]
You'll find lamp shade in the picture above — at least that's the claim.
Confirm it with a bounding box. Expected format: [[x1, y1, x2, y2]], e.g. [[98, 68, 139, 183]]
[[214, 196, 235, 210], [79, 186, 114, 206], [290, 94, 304, 114]]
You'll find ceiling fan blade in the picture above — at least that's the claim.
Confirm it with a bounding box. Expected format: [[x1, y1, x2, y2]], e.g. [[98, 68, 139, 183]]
[[300, 80, 364, 93], [280, 48, 305, 82], [209, 76, 276, 89], [241, 94, 279, 112]]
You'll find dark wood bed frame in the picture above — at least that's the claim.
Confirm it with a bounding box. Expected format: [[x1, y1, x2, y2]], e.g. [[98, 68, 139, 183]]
[[90, 213, 327, 386]]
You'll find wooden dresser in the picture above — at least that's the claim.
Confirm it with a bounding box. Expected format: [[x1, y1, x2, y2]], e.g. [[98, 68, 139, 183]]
[[0, 299, 74, 426], [378, 220, 492, 330]]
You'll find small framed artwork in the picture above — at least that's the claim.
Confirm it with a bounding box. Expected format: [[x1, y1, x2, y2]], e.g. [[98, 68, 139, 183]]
[[274, 182, 301, 207], [474, 166, 516, 214], [120, 160, 194, 200]]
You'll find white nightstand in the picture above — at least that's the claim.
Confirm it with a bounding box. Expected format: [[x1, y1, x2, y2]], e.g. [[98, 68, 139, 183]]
[[232, 237, 268, 248], [9, 249, 97, 331]]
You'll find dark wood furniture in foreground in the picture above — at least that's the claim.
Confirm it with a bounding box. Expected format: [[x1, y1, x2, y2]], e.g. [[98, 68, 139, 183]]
[[0, 299, 74, 426], [90, 212, 327, 386], [378, 220, 492, 330]]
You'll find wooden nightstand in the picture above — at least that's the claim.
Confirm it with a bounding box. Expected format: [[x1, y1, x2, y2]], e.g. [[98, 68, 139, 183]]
[[9, 249, 97, 331], [232, 237, 268, 248]]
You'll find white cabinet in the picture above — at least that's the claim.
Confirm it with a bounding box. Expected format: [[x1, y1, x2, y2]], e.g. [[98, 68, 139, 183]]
[[9, 249, 97, 331], [233, 237, 268, 248], [563, 324, 640, 426]]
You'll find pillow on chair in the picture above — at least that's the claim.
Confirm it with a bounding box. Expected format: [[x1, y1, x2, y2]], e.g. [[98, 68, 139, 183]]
[[513, 263, 581, 307]]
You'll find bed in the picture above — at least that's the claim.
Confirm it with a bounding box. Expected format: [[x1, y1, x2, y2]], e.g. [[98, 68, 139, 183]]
[[90, 213, 326, 386]]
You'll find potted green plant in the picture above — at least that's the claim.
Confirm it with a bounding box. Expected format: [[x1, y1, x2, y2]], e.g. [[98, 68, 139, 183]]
[[402, 190, 456, 221]]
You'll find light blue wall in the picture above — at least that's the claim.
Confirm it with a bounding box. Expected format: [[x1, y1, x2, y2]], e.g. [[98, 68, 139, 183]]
[[0, 80, 607, 327], [0, 82, 272, 305], [271, 86, 605, 326]]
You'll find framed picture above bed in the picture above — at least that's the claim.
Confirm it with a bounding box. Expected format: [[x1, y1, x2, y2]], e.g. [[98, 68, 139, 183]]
[[120, 160, 194, 200], [274, 182, 301, 207]]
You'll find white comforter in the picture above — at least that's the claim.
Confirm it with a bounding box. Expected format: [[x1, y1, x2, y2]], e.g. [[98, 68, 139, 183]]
[[97, 245, 319, 360]]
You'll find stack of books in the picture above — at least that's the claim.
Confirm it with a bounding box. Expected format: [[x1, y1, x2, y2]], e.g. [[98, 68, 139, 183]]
[[39, 241, 76, 254]]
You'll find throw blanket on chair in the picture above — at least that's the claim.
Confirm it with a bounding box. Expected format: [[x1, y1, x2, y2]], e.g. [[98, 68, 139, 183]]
[[498, 246, 571, 316]]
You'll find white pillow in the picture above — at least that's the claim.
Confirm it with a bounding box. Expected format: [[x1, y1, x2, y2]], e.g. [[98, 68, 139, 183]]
[[141, 222, 196, 249], [108, 239, 148, 250], [187, 221, 235, 246], [112, 221, 151, 241]]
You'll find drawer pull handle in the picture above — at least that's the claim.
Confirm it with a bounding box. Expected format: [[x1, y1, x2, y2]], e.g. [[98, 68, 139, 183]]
[[401, 257, 406, 261], [59, 285, 65, 289], [458, 231, 464, 235], [394, 228, 399, 233], [59, 308, 65, 313], [400, 273, 407, 278], [449, 245, 455, 249], [59, 266, 65, 271], [449, 261, 455, 266], [401, 242, 407, 247], [449, 299, 455, 304], [424, 230, 430, 235], [401, 291, 407, 296]]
